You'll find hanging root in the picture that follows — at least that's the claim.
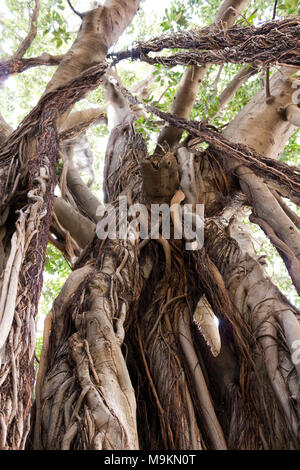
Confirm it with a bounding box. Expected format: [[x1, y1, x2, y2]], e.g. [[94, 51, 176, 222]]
[[110, 18, 300, 68], [116, 82, 300, 208], [179, 306, 227, 449], [202, 218, 300, 447]]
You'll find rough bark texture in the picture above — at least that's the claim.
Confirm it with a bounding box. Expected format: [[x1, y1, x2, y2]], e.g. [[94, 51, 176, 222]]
[[1, 0, 300, 452], [0, 0, 141, 450]]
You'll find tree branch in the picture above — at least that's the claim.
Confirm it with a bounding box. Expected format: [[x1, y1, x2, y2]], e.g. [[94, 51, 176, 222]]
[[213, 64, 257, 116], [12, 0, 40, 60], [53, 197, 95, 249], [59, 107, 107, 140], [67, 0, 84, 19], [44, 0, 141, 97], [219, 68, 300, 293], [272, 190, 300, 230], [250, 213, 300, 295], [137, 21, 300, 68], [67, 162, 103, 223], [155, 0, 251, 152], [0, 53, 65, 81]]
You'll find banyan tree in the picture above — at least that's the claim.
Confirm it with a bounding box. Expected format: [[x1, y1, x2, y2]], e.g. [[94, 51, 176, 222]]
[[0, 0, 300, 450]]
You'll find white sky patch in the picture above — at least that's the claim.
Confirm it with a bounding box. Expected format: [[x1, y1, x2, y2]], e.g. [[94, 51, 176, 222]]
[[0, 2, 10, 15], [76, 0, 170, 15], [141, 0, 169, 15], [3, 76, 24, 127]]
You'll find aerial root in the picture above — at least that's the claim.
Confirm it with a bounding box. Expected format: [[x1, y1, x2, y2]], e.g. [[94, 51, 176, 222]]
[[178, 307, 227, 450]]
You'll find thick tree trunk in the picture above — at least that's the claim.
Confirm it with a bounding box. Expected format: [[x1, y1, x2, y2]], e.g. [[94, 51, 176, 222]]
[[30, 89, 150, 448], [0, 0, 140, 450], [32, 65, 300, 449], [1, 0, 300, 452]]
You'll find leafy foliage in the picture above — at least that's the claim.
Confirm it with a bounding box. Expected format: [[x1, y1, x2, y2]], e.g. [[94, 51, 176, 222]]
[[277, 0, 300, 16], [41, 0, 71, 48], [36, 244, 71, 356]]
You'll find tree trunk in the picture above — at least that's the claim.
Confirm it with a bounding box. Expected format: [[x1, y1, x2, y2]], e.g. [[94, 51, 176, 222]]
[[1, 0, 300, 452], [0, 0, 140, 450], [30, 63, 300, 450]]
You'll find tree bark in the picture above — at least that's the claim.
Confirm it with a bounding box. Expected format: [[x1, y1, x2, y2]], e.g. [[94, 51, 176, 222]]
[[1, 0, 300, 452], [0, 0, 141, 450]]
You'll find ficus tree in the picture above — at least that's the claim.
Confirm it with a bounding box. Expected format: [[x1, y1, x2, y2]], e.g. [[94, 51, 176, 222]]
[[0, 0, 300, 450]]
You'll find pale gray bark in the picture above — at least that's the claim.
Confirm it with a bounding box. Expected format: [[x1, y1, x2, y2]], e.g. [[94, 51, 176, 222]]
[[156, 0, 251, 151]]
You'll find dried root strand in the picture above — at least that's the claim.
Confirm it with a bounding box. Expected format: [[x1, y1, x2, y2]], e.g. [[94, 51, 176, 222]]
[[111, 18, 300, 68]]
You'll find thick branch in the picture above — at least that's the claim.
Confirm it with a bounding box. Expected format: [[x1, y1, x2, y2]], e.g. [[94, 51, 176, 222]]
[[59, 107, 107, 140], [0, 53, 64, 81], [0, 63, 107, 174], [66, 163, 103, 223], [53, 197, 95, 249], [221, 68, 300, 294], [45, 0, 141, 95], [120, 19, 300, 68]]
